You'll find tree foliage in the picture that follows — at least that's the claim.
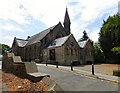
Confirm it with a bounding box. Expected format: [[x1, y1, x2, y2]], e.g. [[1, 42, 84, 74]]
[[94, 42, 105, 63], [99, 14, 120, 63], [0, 44, 11, 55], [78, 30, 89, 42]]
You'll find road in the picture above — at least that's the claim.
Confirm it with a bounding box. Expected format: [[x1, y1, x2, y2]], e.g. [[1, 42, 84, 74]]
[[37, 64, 118, 91]]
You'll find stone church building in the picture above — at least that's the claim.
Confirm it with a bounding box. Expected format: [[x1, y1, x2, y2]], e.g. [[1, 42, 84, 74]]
[[11, 8, 94, 65]]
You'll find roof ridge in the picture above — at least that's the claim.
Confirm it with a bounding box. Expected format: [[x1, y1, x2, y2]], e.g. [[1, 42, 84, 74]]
[[16, 38, 28, 41]]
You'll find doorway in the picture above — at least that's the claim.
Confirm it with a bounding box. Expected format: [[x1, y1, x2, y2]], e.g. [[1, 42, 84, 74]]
[[49, 49, 56, 60]]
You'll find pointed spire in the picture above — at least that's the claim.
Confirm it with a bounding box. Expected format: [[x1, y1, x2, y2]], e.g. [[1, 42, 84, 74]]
[[63, 8, 71, 24], [63, 8, 71, 35]]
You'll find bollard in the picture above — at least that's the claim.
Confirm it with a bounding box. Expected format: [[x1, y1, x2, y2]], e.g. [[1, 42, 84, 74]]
[[46, 61, 47, 66], [92, 64, 94, 75], [56, 61, 58, 68], [71, 61, 73, 71]]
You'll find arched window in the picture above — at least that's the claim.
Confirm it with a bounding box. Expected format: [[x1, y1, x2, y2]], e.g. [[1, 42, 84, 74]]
[[66, 46, 69, 55], [74, 48, 77, 55], [44, 37, 47, 44], [29, 47, 31, 61], [34, 45, 36, 59], [71, 47, 73, 55], [25, 48, 28, 61]]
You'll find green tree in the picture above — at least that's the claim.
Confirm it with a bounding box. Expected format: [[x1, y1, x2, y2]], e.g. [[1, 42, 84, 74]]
[[78, 30, 89, 42], [0, 44, 11, 55], [94, 42, 105, 63], [99, 14, 120, 63]]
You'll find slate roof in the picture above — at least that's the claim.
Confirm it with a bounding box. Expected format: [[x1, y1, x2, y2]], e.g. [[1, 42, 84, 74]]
[[48, 34, 70, 48], [26, 24, 57, 46], [78, 39, 89, 48], [15, 22, 63, 47], [16, 38, 28, 47]]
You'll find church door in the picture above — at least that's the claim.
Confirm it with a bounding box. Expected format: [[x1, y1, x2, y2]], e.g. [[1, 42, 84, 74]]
[[49, 49, 56, 60]]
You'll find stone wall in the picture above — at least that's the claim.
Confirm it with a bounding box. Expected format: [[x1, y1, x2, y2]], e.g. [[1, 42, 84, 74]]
[[63, 34, 80, 65]]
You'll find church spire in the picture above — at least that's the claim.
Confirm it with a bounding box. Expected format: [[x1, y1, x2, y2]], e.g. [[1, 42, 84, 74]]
[[63, 8, 71, 35]]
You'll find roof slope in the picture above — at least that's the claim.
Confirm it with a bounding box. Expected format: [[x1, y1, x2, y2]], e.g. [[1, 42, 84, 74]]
[[48, 34, 70, 48], [26, 24, 57, 46], [16, 38, 28, 47], [78, 39, 89, 48]]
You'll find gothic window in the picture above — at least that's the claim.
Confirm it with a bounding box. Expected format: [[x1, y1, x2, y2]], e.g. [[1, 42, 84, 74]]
[[66, 46, 69, 55], [89, 50, 91, 56], [25, 48, 28, 61], [29, 47, 31, 61], [34, 45, 36, 59], [71, 47, 73, 55], [85, 48, 87, 56], [44, 37, 47, 44], [74, 48, 77, 55]]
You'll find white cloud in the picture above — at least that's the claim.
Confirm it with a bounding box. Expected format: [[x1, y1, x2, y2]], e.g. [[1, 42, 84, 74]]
[[0, 35, 14, 46], [19, 0, 67, 26], [0, 0, 30, 24], [69, 0, 119, 41], [0, 24, 24, 33], [0, 0, 119, 46], [89, 28, 100, 42]]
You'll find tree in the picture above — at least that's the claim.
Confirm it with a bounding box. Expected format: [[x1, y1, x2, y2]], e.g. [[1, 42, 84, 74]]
[[99, 14, 120, 63], [0, 44, 11, 55], [78, 30, 89, 42], [94, 42, 105, 63]]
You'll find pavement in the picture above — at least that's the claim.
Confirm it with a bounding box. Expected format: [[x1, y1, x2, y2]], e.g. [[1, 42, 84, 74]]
[[36, 63, 119, 84]]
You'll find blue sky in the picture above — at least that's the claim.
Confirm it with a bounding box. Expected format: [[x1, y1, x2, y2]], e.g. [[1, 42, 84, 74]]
[[0, 0, 119, 46]]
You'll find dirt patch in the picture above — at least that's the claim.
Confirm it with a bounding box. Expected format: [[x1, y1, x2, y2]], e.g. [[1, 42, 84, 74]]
[[75, 64, 120, 75], [2, 72, 48, 92]]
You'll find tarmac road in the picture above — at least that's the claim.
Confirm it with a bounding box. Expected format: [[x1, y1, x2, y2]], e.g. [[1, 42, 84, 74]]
[[37, 64, 118, 91]]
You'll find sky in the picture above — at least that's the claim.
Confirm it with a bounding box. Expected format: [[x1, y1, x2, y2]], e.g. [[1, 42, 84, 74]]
[[0, 0, 119, 47]]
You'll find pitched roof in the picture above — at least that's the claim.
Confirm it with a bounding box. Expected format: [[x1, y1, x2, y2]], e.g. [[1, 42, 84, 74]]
[[78, 39, 89, 48], [16, 38, 28, 47], [15, 22, 64, 47], [26, 24, 57, 46], [48, 34, 70, 48]]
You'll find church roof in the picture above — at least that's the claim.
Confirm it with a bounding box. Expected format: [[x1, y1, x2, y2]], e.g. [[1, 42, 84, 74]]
[[48, 34, 70, 48], [78, 39, 89, 48], [26, 24, 57, 46], [16, 38, 28, 47], [15, 22, 64, 47]]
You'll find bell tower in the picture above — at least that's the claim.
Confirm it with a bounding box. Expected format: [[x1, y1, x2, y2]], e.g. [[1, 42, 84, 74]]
[[63, 8, 71, 35]]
